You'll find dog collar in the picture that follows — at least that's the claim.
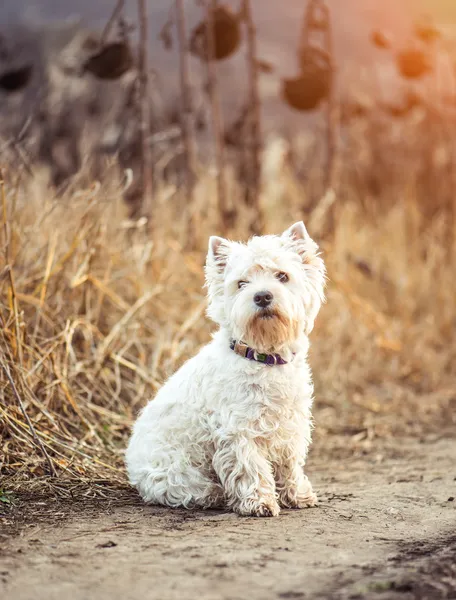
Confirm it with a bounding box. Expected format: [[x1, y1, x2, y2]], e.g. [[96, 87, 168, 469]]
[[230, 339, 291, 366]]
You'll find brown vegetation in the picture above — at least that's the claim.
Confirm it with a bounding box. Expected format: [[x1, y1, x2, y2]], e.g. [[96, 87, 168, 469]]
[[1, 118, 455, 492]]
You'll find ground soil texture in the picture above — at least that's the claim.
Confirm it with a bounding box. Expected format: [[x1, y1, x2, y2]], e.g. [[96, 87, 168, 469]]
[[1, 436, 455, 600]]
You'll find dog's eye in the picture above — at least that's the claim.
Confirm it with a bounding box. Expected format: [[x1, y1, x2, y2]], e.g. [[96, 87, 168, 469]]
[[275, 272, 289, 283], [238, 281, 249, 289]]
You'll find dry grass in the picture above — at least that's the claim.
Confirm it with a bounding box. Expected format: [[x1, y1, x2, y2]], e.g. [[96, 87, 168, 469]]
[[1, 131, 456, 494]]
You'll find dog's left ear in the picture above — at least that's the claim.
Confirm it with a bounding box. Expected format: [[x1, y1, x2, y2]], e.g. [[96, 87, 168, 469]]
[[282, 221, 312, 243], [282, 221, 319, 258]]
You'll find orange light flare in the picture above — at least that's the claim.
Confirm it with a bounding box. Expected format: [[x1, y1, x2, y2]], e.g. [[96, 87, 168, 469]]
[[354, 0, 456, 119]]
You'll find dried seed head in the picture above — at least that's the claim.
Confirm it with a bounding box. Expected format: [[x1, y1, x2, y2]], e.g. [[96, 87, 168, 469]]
[[396, 47, 432, 80], [282, 46, 331, 112], [84, 41, 133, 80], [0, 65, 33, 93], [189, 5, 241, 62], [281, 73, 330, 112]]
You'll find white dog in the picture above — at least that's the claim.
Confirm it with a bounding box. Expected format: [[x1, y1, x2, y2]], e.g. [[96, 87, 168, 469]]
[[126, 221, 326, 517]]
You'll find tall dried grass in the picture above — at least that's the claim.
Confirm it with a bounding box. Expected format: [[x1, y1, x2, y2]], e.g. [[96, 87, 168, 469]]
[[1, 127, 456, 493]]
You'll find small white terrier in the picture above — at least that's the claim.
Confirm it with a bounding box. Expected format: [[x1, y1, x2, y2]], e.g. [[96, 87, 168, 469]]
[[126, 221, 326, 517]]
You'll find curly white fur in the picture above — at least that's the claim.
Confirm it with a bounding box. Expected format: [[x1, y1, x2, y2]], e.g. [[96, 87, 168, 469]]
[[125, 221, 326, 517]]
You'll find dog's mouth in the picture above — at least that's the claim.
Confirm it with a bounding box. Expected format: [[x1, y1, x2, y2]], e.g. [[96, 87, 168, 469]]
[[257, 309, 276, 320]]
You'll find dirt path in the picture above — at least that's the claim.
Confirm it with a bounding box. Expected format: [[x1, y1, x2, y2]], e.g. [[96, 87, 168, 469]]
[[1, 437, 455, 600]]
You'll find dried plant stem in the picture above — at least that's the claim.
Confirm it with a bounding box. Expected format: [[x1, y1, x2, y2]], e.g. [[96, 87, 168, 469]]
[[137, 0, 154, 224], [325, 90, 338, 194], [95, 289, 157, 367], [101, 0, 126, 44], [33, 235, 57, 341], [1, 170, 23, 366], [243, 0, 264, 235], [175, 0, 198, 248], [323, 2, 338, 193], [1, 361, 57, 477], [299, 0, 338, 227], [205, 0, 232, 234], [299, 0, 314, 56]]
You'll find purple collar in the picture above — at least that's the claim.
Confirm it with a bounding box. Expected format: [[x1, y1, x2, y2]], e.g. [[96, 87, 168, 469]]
[[230, 339, 291, 366]]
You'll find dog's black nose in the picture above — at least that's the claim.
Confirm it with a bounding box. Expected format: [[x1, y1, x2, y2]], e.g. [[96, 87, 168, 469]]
[[254, 291, 273, 308]]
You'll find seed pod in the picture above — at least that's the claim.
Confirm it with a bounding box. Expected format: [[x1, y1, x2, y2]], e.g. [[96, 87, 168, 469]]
[[84, 41, 133, 80], [396, 47, 432, 79], [370, 29, 391, 50], [282, 46, 331, 112], [0, 65, 33, 92], [189, 5, 241, 61]]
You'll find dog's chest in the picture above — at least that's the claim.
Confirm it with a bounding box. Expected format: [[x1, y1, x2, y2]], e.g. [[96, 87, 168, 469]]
[[201, 355, 312, 441], [243, 371, 311, 436], [247, 364, 310, 406]]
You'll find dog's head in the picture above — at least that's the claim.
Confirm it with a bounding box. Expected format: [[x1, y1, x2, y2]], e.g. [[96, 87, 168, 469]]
[[205, 222, 326, 354]]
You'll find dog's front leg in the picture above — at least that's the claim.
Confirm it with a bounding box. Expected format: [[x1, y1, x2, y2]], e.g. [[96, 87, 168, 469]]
[[274, 457, 318, 509], [213, 437, 280, 517]]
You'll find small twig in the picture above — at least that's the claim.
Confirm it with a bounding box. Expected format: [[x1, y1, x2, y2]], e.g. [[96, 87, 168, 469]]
[[1, 361, 57, 477], [149, 125, 182, 145]]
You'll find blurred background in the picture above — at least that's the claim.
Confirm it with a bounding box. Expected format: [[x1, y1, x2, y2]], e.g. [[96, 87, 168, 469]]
[[0, 0, 455, 489]]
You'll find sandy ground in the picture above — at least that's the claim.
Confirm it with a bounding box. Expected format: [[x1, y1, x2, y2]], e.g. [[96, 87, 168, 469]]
[[1, 436, 455, 600]]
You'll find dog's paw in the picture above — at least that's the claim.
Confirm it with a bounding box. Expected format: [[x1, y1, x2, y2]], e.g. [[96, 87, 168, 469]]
[[234, 497, 281, 518], [279, 487, 318, 509], [252, 499, 281, 517], [294, 490, 318, 508]]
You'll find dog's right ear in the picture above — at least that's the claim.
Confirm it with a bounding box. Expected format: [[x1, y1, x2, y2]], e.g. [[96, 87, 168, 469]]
[[207, 236, 230, 273], [205, 236, 231, 324]]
